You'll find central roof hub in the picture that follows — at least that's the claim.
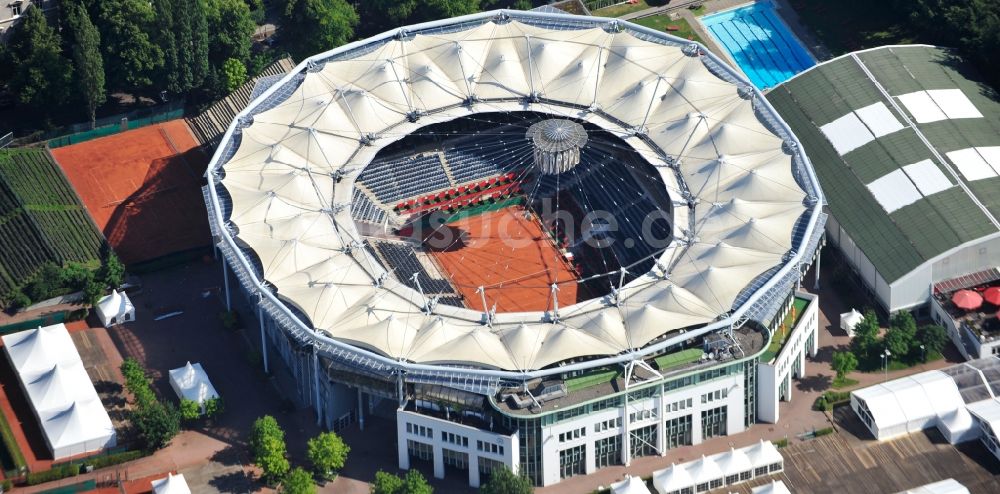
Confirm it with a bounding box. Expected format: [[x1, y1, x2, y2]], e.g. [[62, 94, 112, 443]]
[[526, 119, 588, 174]]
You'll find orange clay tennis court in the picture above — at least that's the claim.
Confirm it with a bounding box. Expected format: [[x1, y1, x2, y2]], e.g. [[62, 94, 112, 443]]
[[51, 120, 210, 264], [428, 205, 583, 313]]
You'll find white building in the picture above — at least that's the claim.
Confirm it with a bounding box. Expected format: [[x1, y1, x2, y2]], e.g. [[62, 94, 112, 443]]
[[769, 45, 1000, 316], [851, 356, 1000, 454], [757, 293, 819, 423]]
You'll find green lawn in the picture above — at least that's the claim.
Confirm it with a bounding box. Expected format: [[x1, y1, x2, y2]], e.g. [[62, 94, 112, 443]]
[[760, 297, 811, 363], [591, 0, 650, 18], [631, 15, 704, 44], [831, 377, 859, 389], [653, 348, 704, 371], [786, 0, 915, 55], [565, 368, 620, 392]]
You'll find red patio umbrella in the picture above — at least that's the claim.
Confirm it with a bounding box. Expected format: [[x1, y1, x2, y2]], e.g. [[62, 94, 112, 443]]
[[984, 287, 1000, 306], [952, 289, 983, 310]]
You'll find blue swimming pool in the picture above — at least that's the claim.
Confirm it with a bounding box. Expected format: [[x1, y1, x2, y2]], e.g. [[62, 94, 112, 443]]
[[701, 1, 815, 89]]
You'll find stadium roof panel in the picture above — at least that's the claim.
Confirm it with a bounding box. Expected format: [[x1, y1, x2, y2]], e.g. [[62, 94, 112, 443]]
[[204, 10, 822, 374], [768, 45, 1000, 283]]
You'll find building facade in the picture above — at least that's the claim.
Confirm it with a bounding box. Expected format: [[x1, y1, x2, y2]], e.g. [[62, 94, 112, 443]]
[[1, 0, 54, 41]]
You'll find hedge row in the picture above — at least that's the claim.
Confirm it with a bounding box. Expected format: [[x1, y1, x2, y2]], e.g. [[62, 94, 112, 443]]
[[26, 463, 80, 485], [0, 398, 27, 474]]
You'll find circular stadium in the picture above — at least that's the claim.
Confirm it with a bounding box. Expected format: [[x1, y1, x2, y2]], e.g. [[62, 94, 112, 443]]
[[204, 9, 824, 485]]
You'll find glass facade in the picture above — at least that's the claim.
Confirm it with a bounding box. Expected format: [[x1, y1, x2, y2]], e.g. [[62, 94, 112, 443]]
[[701, 405, 728, 439], [558, 444, 586, 479], [664, 414, 693, 450], [493, 356, 756, 486], [630, 424, 658, 457], [594, 435, 621, 468]]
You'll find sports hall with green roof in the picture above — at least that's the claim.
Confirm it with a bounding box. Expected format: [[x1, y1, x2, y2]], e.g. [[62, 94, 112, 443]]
[[768, 45, 1000, 313]]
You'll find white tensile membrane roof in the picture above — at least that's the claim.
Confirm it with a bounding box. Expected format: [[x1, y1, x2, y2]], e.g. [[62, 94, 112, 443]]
[[213, 12, 813, 372]]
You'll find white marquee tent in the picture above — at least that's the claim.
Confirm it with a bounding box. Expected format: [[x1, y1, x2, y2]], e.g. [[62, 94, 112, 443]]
[[840, 309, 863, 336], [752, 480, 792, 494], [652, 463, 693, 494], [95, 289, 135, 328], [610, 476, 652, 494], [896, 478, 970, 494], [1, 324, 116, 459], [651, 441, 783, 494], [151, 473, 192, 494], [38, 398, 116, 459], [851, 370, 974, 442], [169, 362, 219, 410]]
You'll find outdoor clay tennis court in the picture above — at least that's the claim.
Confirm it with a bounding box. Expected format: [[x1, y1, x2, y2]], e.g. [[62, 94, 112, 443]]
[[51, 120, 210, 264], [428, 206, 582, 313]]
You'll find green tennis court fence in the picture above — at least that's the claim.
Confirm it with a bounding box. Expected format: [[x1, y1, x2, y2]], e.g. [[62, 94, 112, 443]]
[[43, 100, 186, 148], [0, 311, 66, 335]]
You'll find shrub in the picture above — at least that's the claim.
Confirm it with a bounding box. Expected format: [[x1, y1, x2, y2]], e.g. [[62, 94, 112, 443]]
[[180, 398, 201, 421], [814, 427, 835, 437], [134, 400, 181, 450], [85, 450, 144, 470], [26, 463, 80, 485], [0, 402, 27, 473], [66, 307, 89, 321], [205, 396, 225, 418], [1, 479, 11, 491], [8, 289, 31, 310], [219, 310, 240, 330], [773, 438, 789, 448]]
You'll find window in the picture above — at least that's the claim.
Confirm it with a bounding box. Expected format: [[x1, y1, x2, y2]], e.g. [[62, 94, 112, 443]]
[[11, 3, 22, 16], [754, 466, 768, 477], [407, 440, 433, 462], [701, 406, 728, 439], [594, 435, 621, 468], [558, 427, 585, 443], [664, 415, 692, 450], [558, 445, 586, 479], [594, 417, 621, 433]]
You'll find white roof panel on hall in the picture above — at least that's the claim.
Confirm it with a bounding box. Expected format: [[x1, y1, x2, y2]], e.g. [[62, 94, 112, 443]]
[[854, 101, 904, 137], [901, 159, 951, 197], [946, 148, 999, 181], [897, 90, 948, 123], [927, 89, 983, 120], [819, 111, 875, 155], [867, 169, 922, 213], [975, 146, 1000, 176]]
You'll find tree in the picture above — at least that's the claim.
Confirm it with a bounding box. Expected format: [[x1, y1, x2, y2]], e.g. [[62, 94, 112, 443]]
[[83, 278, 104, 307], [831, 351, 858, 381], [282, 467, 316, 494], [64, 2, 106, 126], [849, 309, 880, 365], [307, 431, 349, 480], [96, 0, 164, 89], [370, 470, 404, 494], [177, 0, 211, 91], [916, 324, 949, 358], [7, 6, 73, 112], [99, 251, 125, 289], [206, 0, 255, 69], [223, 58, 248, 92], [401, 470, 433, 494], [283, 0, 359, 62], [890, 310, 917, 353], [883, 326, 910, 360], [250, 416, 290, 483], [481, 466, 532, 494], [134, 400, 181, 449], [360, 0, 479, 30], [179, 398, 201, 421]]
